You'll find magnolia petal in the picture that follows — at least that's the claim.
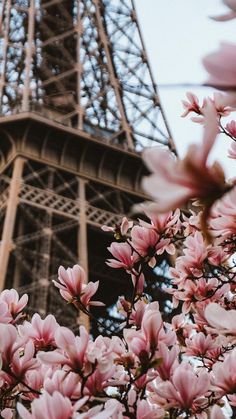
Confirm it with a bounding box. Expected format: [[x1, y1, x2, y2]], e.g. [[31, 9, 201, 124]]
[[210, 11, 236, 21]]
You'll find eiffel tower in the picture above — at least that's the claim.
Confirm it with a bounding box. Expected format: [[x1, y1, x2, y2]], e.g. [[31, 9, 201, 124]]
[[0, 0, 175, 334]]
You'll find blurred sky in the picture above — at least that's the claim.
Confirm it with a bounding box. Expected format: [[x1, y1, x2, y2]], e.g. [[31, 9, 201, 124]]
[[136, 0, 236, 177]]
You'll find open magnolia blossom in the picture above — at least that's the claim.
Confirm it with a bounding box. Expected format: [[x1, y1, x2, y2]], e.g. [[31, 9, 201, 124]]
[[203, 42, 236, 87], [181, 91, 234, 123], [203, 42, 236, 103], [205, 303, 236, 337], [52, 265, 104, 310], [2, 1, 236, 418], [141, 99, 229, 219]]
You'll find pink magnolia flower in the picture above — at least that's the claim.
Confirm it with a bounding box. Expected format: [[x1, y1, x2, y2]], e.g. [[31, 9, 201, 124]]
[[11, 340, 38, 379], [18, 313, 59, 350], [142, 99, 227, 214], [185, 332, 216, 357], [158, 324, 176, 347], [128, 298, 148, 327], [53, 265, 103, 308], [17, 391, 76, 419], [226, 120, 236, 138], [228, 394, 236, 407], [156, 363, 210, 410], [17, 392, 105, 419], [0, 324, 21, 367], [141, 209, 180, 236], [0, 409, 13, 419], [156, 343, 179, 381], [205, 303, 236, 336], [0, 324, 38, 383], [207, 245, 228, 266], [124, 303, 163, 355], [23, 365, 50, 401], [89, 400, 125, 419], [208, 92, 234, 117], [211, 0, 236, 21], [203, 42, 236, 95], [54, 265, 85, 299], [210, 186, 236, 241], [171, 314, 193, 343], [136, 399, 164, 419], [141, 305, 163, 351], [170, 231, 225, 287], [193, 301, 212, 328], [123, 327, 147, 358], [170, 231, 226, 281], [0, 289, 28, 321], [102, 217, 133, 238], [84, 367, 116, 396], [0, 301, 12, 324], [169, 260, 193, 289], [131, 225, 159, 256], [18, 393, 122, 419], [211, 349, 236, 395], [131, 225, 174, 262], [106, 242, 139, 272], [182, 93, 232, 123], [182, 209, 201, 236], [167, 277, 228, 314], [79, 281, 104, 308], [211, 92, 234, 117], [44, 370, 81, 399], [86, 335, 124, 374], [134, 371, 158, 390], [181, 92, 202, 118], [38, 326, 89, 372], [182, 231, 208, 270], [171, 314, 186, 331]]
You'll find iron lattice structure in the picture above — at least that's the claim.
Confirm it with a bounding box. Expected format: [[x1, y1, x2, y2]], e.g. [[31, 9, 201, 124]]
[[0, 0, 175, 333]]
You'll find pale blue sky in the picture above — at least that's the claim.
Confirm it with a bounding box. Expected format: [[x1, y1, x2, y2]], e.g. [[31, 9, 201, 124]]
[[136, 0, 236, 177]]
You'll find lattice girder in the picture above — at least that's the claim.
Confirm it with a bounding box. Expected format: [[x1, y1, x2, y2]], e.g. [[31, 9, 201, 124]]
[[0, 0, 174, 150]]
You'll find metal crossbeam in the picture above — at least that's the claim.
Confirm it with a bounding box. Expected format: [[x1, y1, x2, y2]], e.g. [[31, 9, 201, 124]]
[[0, 0, 174, 150], [0, 180, 123, 228]]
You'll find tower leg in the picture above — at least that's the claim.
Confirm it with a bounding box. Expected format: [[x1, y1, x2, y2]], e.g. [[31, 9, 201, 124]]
[[12, 216, 24, 289], [0, 157, 25, 291], [77, 177, 89, 329]]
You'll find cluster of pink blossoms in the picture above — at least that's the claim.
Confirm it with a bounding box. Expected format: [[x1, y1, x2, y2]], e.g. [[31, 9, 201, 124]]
[[1, 193, 236, 418], [2, 1, 236, 418]]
